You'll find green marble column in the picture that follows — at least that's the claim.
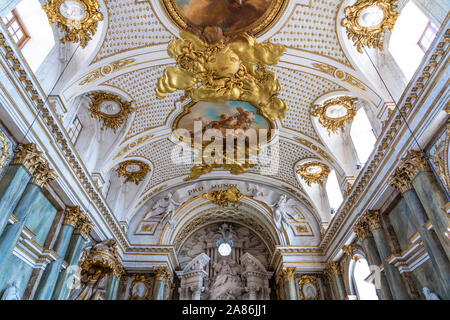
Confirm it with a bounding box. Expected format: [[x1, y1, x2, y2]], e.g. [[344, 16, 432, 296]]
[[363, 211, 411, 300], [51, 216, 92, 300], [104, 274, 120, 300], [0, 144, 44, 236], [152, 266, 171, 300], [34, 206, 84, 300], [400, 150, 450, 258], [324, 261, 346, 300], [277, 266, 297, 300], [356, 231, 393, 300]]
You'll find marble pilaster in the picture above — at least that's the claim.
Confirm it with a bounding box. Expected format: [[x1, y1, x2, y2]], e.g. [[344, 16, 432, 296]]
[[152, 266, 171, 300], [323, 261, 346, 300], [276, 266, 297, 300], [361, 211, 410, 300], [34, 206, 84, 300]]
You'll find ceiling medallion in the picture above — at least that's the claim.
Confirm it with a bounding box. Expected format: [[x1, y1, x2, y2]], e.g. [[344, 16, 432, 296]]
[[160, 0, 285, 36], [311, 96, 358, 134], [42, 0, 103, 48], [296, 162, 330, 186], [155, 29, 287, 121], [88, 92, 135, 133], [116, 160, 150, 185], [341, 0, 399, 53], [202, 186, 244, 207]]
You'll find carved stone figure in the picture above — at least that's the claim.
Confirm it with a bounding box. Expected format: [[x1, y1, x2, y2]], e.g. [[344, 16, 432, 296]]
[[1, 281, 20, 300], [145, 192, 182, 228], [270, 194, 300, 231], [210, 258, 244, 300], [422, 287, 440, 300]]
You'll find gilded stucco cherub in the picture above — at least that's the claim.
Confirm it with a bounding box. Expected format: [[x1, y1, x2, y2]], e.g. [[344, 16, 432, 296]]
[[155, 29, 287, 121]]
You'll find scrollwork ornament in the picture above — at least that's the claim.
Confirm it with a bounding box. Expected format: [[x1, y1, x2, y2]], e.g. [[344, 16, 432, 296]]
[[42, 0, 104, 48], [156, 30, 287, 121], [296, 161, 330, 186], [298, 275, 319, 300], [311, 96, 358, 134], [116, 160, 150, 185], [342, 244, 359, 262], [362, 210, 382, 230], [129, 274, 151, 300], [88, 92, 135, 132], [341, 0, 400, 53], [201, 186, 244, 207], [64, 206, 84, 227], [353, 219, 372, 240]]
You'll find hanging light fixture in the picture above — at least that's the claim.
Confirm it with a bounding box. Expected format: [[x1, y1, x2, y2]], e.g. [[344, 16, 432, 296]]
[[216, 223, 233, 257]]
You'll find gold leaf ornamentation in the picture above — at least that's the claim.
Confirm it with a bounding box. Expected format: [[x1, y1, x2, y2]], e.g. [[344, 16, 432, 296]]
[[202, 186, 244, 207], [88, 92, 135, 132], [42, 0, 103, 48], [341, 0, 400, 53], [116, 160, 150, 185], [296, 161, 330, 186], [298, 275, 319, 300], [311, 96, 358, 134], [0, 130, 11, 172], [156, 30, 287, 121]]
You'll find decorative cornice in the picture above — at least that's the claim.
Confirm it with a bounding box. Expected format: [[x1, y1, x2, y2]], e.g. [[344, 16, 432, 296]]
[[341, 0, 399, 53], [63, 206, 84, 227]]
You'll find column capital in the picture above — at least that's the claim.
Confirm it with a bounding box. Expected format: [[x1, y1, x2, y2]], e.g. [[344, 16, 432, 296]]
[[399, 150, 429, 180], [388, 167, 413, 193], [276, 266, 296, 283], [362, 210, 382, 230], [30, 161, 58, 187], [353, 219, 372, 240], [11, 143, 46, 175], [154, 266, 172, 284], [324, 261, 341, 278], [74, 214, 94, 239], [63, 206, 84, 227], [342, 244, 359, 261]]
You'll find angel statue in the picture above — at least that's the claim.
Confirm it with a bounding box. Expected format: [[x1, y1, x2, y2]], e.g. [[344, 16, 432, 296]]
[[270, 194, 300, 231], [145, 192, 183, 229]]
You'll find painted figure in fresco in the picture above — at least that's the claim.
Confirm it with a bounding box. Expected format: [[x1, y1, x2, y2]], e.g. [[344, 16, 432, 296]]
[[1, 280, 20, 300], [145, 192, 182, 228]]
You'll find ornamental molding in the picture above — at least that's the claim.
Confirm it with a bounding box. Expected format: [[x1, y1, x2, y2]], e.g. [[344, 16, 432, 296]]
[[74, 214, 94, 239], [387, 167, 413, 193], [296, 161, 330, 186], [129, 274, 152, 300], [323, 260, 341, 281], [342, 244, 359, 262], [311, 96, 357, 134], [201, 186, 244, 207], [11, 143, 46, 175], [116, 160, 150, 185], [298, 275, 320, 300], [155, 30, 287, 121], [29, 160, 58, 187], [341, 0, 400, 53], [0, 130, 11, 172], [352, 219, 372, 241], [42, 0, 104, 48], [63, 206, 85, 227], [276, 266, 296, 282], [87, 92, 135, 133], [153, 266, 172, 284], [398, 150, 430, 180], [361, 210, 382, 231]]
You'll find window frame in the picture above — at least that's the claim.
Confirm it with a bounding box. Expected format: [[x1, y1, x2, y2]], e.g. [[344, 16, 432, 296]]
[[2, 9, 30, 49], [68, 116, 83, 145], [417, 21, 438, 53]]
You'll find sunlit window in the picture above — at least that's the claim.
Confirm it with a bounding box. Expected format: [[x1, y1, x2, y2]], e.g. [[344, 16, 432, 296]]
[[2, 10, 29, 48], [350, 108, 376, 165], [389, 1, 437, 80], [68, 116, 83, 145], [353, 257, 379, 300], [326, 170, 343, 213]]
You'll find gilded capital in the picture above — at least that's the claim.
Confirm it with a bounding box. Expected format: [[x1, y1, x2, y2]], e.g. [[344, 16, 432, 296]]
[[63, 206, 84, 227], [399, 150, 430, 180], [387, 167, 413, 193], [362, 210, 382, 230], [323, 261, 341, 282], [154, 266, 172, 283], [30, 161, 58, 187], [342, 244, 359, 262], [276, 266, 296, 283], [353, 219, 372, 240], [12, 143, 46, 175], [75, 214, 94, 239]]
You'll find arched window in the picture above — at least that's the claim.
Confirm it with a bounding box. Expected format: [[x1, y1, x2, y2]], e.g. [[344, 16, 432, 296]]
[[350, 108, 376, 165], [351, 256, 379, 300], [389, 1, 438, 80], [326, 169, 343, 214]]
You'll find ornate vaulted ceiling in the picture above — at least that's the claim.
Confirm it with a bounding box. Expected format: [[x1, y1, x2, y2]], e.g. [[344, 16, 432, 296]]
[[52, 0, 388, 260]]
